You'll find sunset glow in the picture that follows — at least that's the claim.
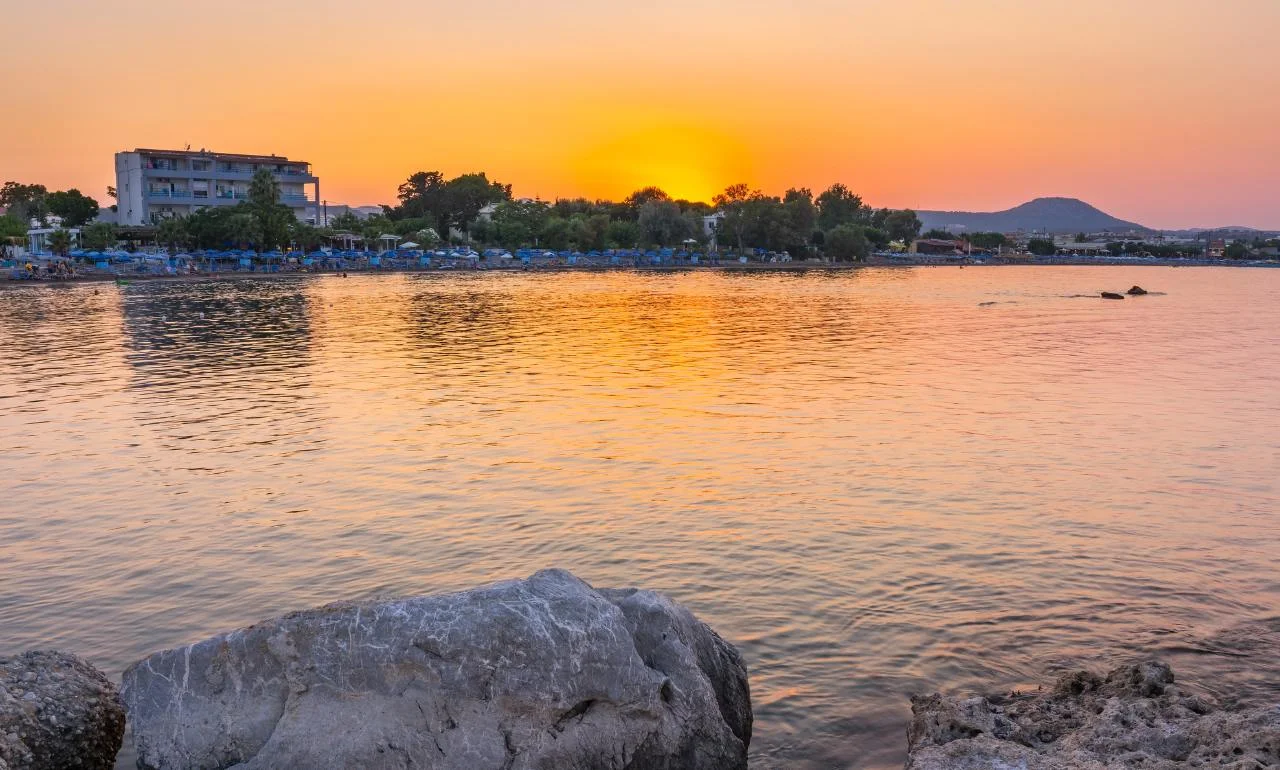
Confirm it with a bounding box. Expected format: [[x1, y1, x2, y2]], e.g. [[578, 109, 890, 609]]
[[2, 0, 1277, 227]]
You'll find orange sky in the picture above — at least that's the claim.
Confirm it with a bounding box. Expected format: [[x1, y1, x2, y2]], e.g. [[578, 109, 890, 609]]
[[2, 0, 1277, 228]]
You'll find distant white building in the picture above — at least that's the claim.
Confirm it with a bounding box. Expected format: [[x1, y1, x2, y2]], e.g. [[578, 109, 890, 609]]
[[26, 226, 80, 255], [115, 148, 320, 225]]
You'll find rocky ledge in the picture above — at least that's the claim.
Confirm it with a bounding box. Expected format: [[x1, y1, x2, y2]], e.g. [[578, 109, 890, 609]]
[[907, 659, 1280, 769], [1, 650, 126, 770], [121, 569, 751, 769]]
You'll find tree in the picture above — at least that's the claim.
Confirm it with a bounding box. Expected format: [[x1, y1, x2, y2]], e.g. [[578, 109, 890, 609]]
[[712, 183, 759, 252], [492, 199, 549, 249], [227, 212, 260, 250], [328, 211, 363, 232], [46, 189, 99, 227], [81, 222, 118, 251], [469, 217, 497, 245], [622, 187, 670, 219], [967, 231, 1008, 250], [1224, 242, 1249, 259], [156, 216, 190, 255], [47, 228, 72, 257], [0, 214, 26, 239], [922, 228, 957, 240], [444, 173, 511, 236], [782, 188, 818, 255], [605, 220, 641, 249], [637, 199, 689, 246], [394, 171, 449, 236], [816, 183, 867, 231], [247, 169, 294, 251], [551, 197, 594, 218], [1027, 238, 1056, 256], [824, 225, 870, 262], [568, 213, 610, 251], [290, 222, 325, 252], [539, 216, 571, 251], [863, 227, 890, 250], [884, 209, 923, 242], [0, 182, 48, 223]]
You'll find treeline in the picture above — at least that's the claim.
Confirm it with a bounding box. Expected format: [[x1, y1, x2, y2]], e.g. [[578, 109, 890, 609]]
[[381, 173, 924, 261], [1105, 241, 1204, 258], [8, 169, 928, 261], [0, 182, 102, 237]]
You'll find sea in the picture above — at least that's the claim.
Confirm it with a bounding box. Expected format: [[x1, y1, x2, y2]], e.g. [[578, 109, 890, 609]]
[[1, 266, 1278, 767]]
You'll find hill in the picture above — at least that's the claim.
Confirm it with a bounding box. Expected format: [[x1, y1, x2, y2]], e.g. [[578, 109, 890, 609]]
[[916, 197, 1148, 234]]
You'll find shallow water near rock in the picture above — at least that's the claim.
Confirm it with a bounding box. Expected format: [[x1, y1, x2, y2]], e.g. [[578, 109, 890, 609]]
[[1, 266, 1278, 768]]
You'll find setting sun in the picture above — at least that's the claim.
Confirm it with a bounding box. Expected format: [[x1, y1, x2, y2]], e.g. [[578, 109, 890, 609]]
[[568, 120, 753, 202]]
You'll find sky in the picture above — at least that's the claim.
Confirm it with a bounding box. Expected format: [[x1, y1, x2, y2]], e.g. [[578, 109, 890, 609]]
[[1, 0, 1278, 229]]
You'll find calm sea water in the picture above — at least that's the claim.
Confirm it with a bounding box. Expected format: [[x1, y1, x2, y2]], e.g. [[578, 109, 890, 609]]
[[2, 267, 1279, 768]]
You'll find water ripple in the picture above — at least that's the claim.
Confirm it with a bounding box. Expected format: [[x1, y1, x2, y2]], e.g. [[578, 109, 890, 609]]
[[1, 267, 1279, 769]]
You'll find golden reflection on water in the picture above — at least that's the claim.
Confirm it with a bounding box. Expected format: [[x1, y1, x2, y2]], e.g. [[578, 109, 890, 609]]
[[1, 267, 1279, 769]]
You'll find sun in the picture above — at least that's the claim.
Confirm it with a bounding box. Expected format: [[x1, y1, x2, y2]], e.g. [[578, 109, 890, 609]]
[[569, 121, 752, 203]]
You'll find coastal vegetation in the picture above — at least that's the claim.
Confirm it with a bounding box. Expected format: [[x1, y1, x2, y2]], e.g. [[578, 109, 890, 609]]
[[384, 171, 923, 260], [4, 172, 1275, 262], [53, 168, 923, 260], [1027, 238, 1057, 256], [0, 182, 99, 227], [1106, 240, 1206, 258]]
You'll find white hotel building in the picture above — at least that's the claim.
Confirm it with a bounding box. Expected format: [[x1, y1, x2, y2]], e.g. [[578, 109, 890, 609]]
[[115, 148, 320, 226]]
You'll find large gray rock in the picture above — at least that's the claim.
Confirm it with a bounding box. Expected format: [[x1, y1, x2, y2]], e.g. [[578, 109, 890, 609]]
[[121, 569, 750, 769], [0, 650, 126, 770], [906, 659, 1280, 769]]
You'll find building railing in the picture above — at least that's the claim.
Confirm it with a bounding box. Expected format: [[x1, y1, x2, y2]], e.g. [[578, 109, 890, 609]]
[[148, 189, 191, 199]]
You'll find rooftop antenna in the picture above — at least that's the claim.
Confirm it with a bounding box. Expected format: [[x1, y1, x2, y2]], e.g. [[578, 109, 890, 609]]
[[185, 144, 191, 151]]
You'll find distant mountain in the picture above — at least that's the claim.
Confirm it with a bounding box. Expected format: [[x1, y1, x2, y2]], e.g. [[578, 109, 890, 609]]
[[916, 197, 1148, 235]]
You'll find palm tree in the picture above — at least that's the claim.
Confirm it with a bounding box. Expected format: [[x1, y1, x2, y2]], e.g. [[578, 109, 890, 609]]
[[47, 228, 72, 257], [227, 212, 259, 251]]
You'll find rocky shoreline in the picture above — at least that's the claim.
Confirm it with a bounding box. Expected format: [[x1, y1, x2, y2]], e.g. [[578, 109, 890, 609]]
[[4, 571, 1279, 769], [908, 660, 1280, 768]]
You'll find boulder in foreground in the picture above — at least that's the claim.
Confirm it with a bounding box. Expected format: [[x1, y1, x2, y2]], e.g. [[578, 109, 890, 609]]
[[906, 659, 1280, 769], [122, 569, 750, 769], [0, 650, 126, 770]]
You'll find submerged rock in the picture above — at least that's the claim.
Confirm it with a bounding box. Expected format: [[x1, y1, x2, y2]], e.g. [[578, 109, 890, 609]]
[[906, 659, 1280, 769], [1126, 285, 1149, 295], [121, 569, 750, 770], [0, 650, 126, 770], [1101, 291, 1125, 300]]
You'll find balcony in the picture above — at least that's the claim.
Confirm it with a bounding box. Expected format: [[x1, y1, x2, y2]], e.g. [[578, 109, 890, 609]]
[[146, 166, 315, 182], [149, 189, 191, 199]]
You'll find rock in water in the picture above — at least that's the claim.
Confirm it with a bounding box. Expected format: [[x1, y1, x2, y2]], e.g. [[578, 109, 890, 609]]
[[1126, 285, 1148, 295], [1101, 291, 1125, 300], [906, 660, 1280, 769], [0, 650, 126, 770], [121, 569, 751, 770]]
